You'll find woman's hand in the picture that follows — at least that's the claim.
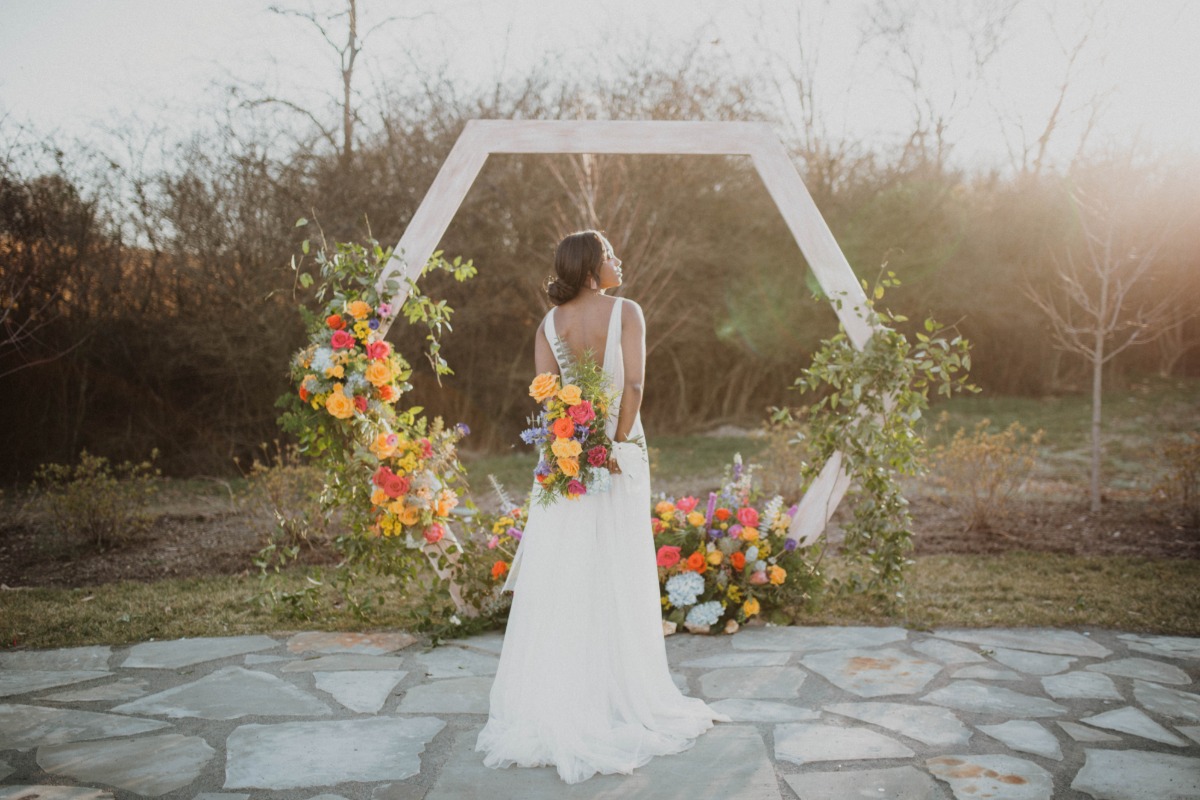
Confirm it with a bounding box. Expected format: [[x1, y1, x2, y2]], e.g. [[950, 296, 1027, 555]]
[[606, 454, 622, 475]]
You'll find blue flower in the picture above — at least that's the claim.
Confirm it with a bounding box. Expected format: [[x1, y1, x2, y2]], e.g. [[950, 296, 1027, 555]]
[[745, 545, 759, 562], [368, 318, 380, 329], [574, 423, 590, 438], [666, 572, 705, 608], [685, 600, 723, 627], [534, 460, 553, 477], [310, 347, 334, 373], [520, 427, 547, 446], [456, 422, 471, 436], [784, 538, 798, 551]]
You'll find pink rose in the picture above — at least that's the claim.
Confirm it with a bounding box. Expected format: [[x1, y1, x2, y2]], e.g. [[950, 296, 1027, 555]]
[[420, 438, 433, 459], [567, 400, 595, 425], [567, 479, 587, 496], [365, 341, 391, 361], [587, 445, 608, 467], [737, 507, 759, 528], [749, 570, 769, 585], [372, 466, 393, 488], [383, 473, 410, 499], [651, 518, 666, 535], [656, 545, 681, 568], [675, 496, 699, 514], [331, 330, 356, 350], [424, 523, 444, 544]]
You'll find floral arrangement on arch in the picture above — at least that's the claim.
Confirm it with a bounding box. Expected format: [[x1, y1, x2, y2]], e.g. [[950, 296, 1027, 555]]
[[653, 454, 820, 634]]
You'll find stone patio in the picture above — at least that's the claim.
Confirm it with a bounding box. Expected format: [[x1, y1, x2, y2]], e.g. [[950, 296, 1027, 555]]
[[2, 626, 1199, 799]]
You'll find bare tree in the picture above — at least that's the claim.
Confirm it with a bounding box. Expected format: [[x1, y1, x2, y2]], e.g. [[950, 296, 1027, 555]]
[[1026, 187, 1177, 512]]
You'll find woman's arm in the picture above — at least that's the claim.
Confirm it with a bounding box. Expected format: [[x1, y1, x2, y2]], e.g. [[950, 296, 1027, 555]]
[[533, 317, 559, 377], [613, 300, 646, 443]]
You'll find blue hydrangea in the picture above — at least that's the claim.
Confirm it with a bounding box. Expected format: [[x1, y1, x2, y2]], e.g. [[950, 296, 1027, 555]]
[[345, 372, 368, 394], [754, 560, 767, 572], [745, 545, 759, 562], [685, 600, 723, 627], [310, 347, 334, 374], [665, 572, 705, 608], [588, 467, 612, 495]]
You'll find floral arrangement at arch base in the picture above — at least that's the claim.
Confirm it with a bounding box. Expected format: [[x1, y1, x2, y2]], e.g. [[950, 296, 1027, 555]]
[[652, 454, 822, 634], [271, 220, 478, 618]]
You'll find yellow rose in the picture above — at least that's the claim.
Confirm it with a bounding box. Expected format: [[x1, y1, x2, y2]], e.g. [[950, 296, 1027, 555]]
[[551, 438, 582, 459], [369, 433, 398, 459], [370, 487, 387, 506], [365, 360, 392, 387], [347, 300, 372, 320], [557, 384, 583, 405], [387, 500, 406, 515], [740, 526, 760, 542], [557, 456, 579, 477], [399, 505, 421, 526], [743, 597, 761, 617], [706, 550, 723, 566], [324, 364, 345, 380], [529, 372, 559, 402], [768, 565, 787, 585], [325, 385, 355, 419], [687, 511, 705, 527], [436, 490, 458, 517]]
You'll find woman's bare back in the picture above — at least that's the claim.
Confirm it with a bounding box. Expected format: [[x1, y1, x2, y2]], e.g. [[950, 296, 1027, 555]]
[[549, 295, 622, 366]]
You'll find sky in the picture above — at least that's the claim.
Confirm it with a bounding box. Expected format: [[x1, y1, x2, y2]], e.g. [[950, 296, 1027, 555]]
[[1, 0, 1198, 174]]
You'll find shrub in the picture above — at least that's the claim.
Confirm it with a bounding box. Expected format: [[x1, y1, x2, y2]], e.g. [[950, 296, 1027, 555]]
[[24, 449, 160, 549], [1154, 432, 1200, 528], [235, 440, 342, 551], [929, 419, 1042, 531]]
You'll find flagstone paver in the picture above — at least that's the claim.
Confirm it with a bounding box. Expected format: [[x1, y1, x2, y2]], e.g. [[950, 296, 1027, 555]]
[[1087, 656, 1191, 684], [978, 720, 1063, 760], [1040, 670, 1123, 700], [783, 765, 945, 800], [113, 666, 331, 720], [37, 733, 215, 796], [121, 635, 278, 669], [286, 631, 417, 655], [933, 628, 1111, 658], [225, 716, 445, 790], [697, 666, 807, 699], [314, 670, 407, 713], [0, 670, 112, 697], [824, 701, 972, 746], [1079, 706, 1189, 745], [1070, 749, 1200, 799], [774, 722, 914, 765], [0, 703, 170, 749], [1, 626, 1198, 798], [801, 647, 941, 697], [926, 754, 1054, 800]]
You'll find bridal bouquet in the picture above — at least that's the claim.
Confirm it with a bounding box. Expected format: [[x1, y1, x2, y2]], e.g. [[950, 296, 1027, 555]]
[[521, 345, 618, 506]]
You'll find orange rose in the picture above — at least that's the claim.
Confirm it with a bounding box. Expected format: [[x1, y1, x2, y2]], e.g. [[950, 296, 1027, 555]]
[[324, 385, 355, 419], [377, 384, 397, 402], [326, 314, 345, 330], [529, 372, 559, 402], [655, 500, 675, 516], [551, 417, 575, 439], [730, 551, 746, 570], [557, 456, 579, 477], [551, 438, 582, 459], [491, 560, 509, 579], [557, 384, 583, 405], [686, 551, 707, 573], [347, 300, 372, 320], [365, 360, 392, 387]]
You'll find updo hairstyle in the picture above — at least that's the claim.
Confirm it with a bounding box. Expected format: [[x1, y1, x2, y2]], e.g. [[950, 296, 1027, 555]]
[[545, 230, 609, 305]]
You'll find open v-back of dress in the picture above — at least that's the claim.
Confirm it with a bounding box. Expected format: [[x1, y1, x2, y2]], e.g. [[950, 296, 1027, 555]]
[[476, 297, 730, 785]]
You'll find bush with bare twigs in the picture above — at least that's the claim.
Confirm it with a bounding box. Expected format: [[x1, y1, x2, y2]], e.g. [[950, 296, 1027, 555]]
[[929, 419, 1042, 531]]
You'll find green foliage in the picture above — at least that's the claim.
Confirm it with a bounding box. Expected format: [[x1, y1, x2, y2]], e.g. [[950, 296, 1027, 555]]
[[23, 450, 160, 549], [779, 272, 977, 598], [1154, 432, 1200, 528], [929, 419, 1043, 531]]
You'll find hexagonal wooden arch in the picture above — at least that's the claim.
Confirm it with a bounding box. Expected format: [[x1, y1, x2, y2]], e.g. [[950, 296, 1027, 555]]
[[378, 120, 877, 554]]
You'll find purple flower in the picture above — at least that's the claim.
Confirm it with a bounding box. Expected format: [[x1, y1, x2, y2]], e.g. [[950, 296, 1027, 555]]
[[784, 538, 798, 551], [507, 526, 523, 541], [704, 492, 717, 527], [377, 303, 392, 316], [728, 523, 744, 538], [534, 460, 552, 477], [368, 318, 380, 329], [707, 528, 722, 540], [787, 504, 799, 517], [456, 422, 471, 436], [574, 424, 590, 438]]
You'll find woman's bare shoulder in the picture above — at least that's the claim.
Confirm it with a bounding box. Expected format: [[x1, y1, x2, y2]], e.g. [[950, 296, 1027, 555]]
[[620, 298, 645, 327]]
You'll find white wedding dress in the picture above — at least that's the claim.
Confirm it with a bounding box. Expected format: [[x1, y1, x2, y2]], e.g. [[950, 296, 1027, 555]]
[[475, 297, 730, 784]]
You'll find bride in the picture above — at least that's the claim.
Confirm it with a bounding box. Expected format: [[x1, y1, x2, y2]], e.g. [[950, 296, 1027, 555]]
[[475, 230, 730, 785]]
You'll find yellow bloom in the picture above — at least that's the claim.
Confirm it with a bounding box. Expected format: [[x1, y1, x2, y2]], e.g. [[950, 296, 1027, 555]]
[[551, 438, 582, 459], [661, 595, 670, 608], [706, 550, 723, 566], [398, 453, 418, 472], [740, 526, 760, 542], [768, 565, 787, 585], [370, 487, 387, 506], [757, 541, 771, 558], [387, 500, 406, 515], [687, 511, 705, 527], [435, 489, 458, 517], [347, 300, 372, 320], [557, 384, 583, 405], [369, 432, 398, 459], [655, 501, 676, 516], [492, 516, 514, 535], [324, 384, 354, 419], [529, 372, 559, 402], [365, 360, 392, 387], [399, 505, 421, 526], [557, 456, 580, 477], [324, 364, 345, 380], [743, 597, 761, 617], [726, 584, 744, 603], [353, 321, 371, 340]]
